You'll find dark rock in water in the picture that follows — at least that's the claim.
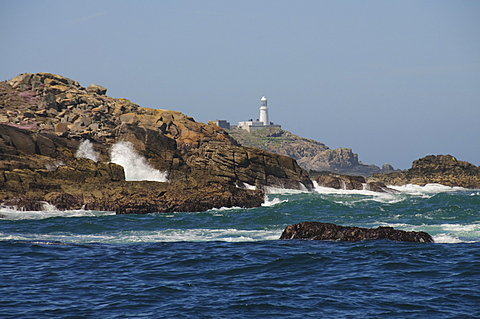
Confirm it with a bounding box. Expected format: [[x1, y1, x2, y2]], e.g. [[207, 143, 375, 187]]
[[313, 172, 397, 193], [280, 221, 434, 243], [370, 154, 480, 189]]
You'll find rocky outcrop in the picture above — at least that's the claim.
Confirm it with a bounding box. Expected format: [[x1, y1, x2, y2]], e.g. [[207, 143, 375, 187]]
[[0, 125, 263, 213], [227, 127, 393, 176], [1, 72, 237, 149], [280, 222, 434, 243], [113, 123, 312, 189], [0, 73, 313, 212], [312, 172, 397, 193], [369, 155, 480, 189], [1, 171, 264, 214]]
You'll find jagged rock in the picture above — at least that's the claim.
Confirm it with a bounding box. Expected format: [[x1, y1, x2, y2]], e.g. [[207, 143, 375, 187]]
[[280, 222, 434, 243], [370, 155, 480, 189], [86, 84, 107, 95], [112, 123, 313, 190], [182, 144, 313, 190]]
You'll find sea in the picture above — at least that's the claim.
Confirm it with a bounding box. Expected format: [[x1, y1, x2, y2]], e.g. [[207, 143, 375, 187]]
[[1, 183, 479, 318]]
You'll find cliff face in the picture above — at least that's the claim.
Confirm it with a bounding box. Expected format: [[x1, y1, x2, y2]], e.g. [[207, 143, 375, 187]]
[[227, 127, 388, 176], [0, 73, 312, 212], [368, 155, 480, 189]]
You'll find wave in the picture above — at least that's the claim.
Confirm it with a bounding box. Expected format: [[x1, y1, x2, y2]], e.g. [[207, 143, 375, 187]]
[[313, 181, 384, 196], [2, 220, 477, 243], [388, 183, 467, 195], [0, 229, 282, 244], [264, 186, 310, 195], [0, 206, 115, 220], [2, 223, 477, 244], [376, 222, 480, 244], [262, 195, 288, 207]]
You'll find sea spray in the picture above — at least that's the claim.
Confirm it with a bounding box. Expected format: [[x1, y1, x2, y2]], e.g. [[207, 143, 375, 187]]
[[75, 140, 99, 162], [110, 141, 168, 182]]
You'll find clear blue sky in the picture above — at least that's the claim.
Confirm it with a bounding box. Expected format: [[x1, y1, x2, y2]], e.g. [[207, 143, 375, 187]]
[[2, 0, 479, 169]]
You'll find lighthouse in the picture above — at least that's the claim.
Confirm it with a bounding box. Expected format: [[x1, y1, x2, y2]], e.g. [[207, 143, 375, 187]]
[[259, 96, 268, 125], [236, 96, 281, 132]]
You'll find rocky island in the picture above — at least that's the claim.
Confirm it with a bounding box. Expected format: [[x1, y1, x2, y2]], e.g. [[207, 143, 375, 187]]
[[0, 72, 312, 213]]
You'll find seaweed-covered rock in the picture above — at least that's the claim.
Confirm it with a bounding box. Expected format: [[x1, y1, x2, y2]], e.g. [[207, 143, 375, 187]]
[[280, 221, 434, 243]]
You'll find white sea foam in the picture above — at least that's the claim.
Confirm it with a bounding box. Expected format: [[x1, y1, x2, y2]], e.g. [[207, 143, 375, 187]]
[[264, 186, 310, 194], [313, 181, 379, 196], [375, 222, 480, 243], [110, 141, 168, 182], [433, 234, 466, 244], [313, 181, 405, 205], [242, 182, 257, 190], [208, 206, 244, 212], [0, 206, 115, 220], [0, 229, 282, 244], [75, 139, 99, 162], [262, 195, 288, 207], [388, 183, 466, 195]]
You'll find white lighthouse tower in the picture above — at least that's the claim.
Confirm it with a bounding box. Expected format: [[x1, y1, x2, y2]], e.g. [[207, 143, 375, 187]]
[[236, 95, 281, 132], [259, 96, 268, 125]]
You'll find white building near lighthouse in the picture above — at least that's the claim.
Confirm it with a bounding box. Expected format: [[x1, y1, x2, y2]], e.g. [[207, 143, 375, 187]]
[[238, 96, 281, 132]]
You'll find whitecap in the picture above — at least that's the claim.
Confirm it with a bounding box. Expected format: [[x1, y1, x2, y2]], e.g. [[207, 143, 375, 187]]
[[432, 234, 466, 244], [0, 206, 115, 220], [208, 206, 244, 212], [0, 229, 282, 244], [264, 186, 310, 194], [313, 181, 380, 196], [388, 183, 466, 196], [313, 181, 405, 204], [262, 195, 288, 207]]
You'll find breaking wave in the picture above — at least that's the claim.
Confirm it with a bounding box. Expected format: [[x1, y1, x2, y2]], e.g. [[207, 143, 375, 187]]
[[110, 141, 168, 182], [75, 139, 99, 162]]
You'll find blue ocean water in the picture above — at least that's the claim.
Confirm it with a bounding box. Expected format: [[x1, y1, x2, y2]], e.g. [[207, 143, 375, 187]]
[[1, 184, 479, 318]]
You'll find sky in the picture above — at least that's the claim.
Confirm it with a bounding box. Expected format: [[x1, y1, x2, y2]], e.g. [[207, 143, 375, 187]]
[[1, 0, 479, 169]]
